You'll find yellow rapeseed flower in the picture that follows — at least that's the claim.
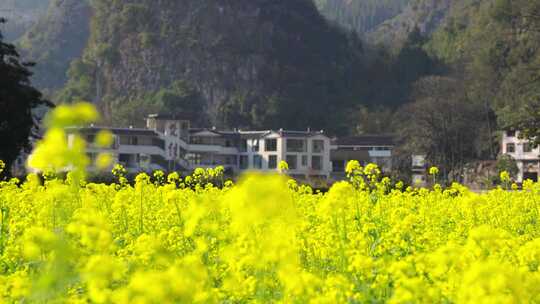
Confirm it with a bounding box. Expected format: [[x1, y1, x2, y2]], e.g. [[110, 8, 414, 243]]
[[95, 130, 114, 148]]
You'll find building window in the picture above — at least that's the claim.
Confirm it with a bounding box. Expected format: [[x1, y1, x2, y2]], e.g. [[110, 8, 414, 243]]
[[130, 136, 138, 145], [506, 130, 516, 137], [119, 154, 130, 163], [287, 139, 306, 152], [286, 155, 298, 170], [86, 134, 95, 143], [312, 156, 322, 170], [240, 140, 247, 152], [268, 155, 278, 169], [225, 156, 237, 165], [524, 142, 533, 153], [119, 136, 129, 145], [524, 160, 539, 170], [312, 140, 325, 153], [412, 155, 426, 168], [152, 138, 165, 150], [265, 139, 277, 152], [332, 160, 345, 172], [253, 155, 262, 169], [301, 155, 308, 167], [252, 140, 260, 152], [187, 153, 202, 165], [506, 143, 515, 153], [225, 139, 232, 147], [239, 155, 248, 169]]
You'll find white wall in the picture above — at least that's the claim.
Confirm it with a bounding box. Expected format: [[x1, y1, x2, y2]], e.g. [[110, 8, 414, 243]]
[[501, 131, 540, 182]]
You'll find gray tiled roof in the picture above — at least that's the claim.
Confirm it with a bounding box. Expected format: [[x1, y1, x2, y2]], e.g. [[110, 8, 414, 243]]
[[332, 135, 395, 146], [188, 129, 325, 139], [70, 126, 158, 137], [279, 130, 325, 138]]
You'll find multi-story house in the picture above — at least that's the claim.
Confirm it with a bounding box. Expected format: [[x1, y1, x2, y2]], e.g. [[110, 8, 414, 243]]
[[71, 126, 190, 173], [330, 135, 394, 179], [67, 114, 192, 174], [187, 128, 332, 179], [501, 130, 540, 182], [185, 128, 241, 173]]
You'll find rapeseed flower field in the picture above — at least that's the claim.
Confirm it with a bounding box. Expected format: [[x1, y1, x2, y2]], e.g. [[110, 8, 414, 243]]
[[0, 103, 539, 303]]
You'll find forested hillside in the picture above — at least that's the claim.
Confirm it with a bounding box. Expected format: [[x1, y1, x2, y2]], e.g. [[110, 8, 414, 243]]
[[317, 0, 540, 177], [5, 0, 540, 171], [315, 0, 454, 48], [427, 0, 540, 145], [12, 0, 436, 134], [368, 0, 453, 47], [18, 0, 91, 94], [10, 0, 429, 132], [394, 0, 540, 180], [56, 0, 371, 133]]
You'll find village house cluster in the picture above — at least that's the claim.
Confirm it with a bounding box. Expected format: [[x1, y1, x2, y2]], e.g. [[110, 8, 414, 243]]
[[11, 114, 538, 184], [65, 114, 395, 181]]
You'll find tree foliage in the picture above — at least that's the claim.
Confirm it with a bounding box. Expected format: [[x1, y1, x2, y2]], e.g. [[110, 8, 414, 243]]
[[397, 76, 487, 181], [0, 19, 51, 174], [428, 0, 540, 146]]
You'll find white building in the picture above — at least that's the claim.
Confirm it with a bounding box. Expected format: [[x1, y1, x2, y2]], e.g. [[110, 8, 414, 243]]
[[411, 155, 428, 186], [187, 128, 332, 179], [67, 114, 192, 174], [70, 127, 190, 174], [501, 130, 539, 182]]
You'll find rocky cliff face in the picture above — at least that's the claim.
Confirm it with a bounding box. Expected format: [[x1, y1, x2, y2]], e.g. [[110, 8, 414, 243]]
[[315, 0, 410, 35], [63, 0, 364, 132]]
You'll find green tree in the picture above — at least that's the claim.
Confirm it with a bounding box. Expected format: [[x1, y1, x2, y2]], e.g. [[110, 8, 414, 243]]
[[153, 80, 204, 115], [397, 76, 485, 182], [486, 0, 540, 147], [0, 19, 52, 174], [353, 105, 396, 135], [495, 154, 519, 179], [427, 0, 540, 147]]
